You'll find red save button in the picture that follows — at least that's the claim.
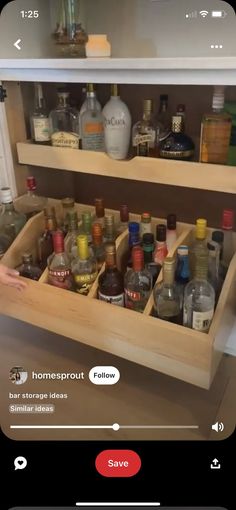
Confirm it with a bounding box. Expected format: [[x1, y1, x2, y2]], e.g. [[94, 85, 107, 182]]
[[95, 449, 141, 477]]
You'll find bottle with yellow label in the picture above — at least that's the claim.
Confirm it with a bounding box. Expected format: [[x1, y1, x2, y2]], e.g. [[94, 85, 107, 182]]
[[72, 235, 98, 295], [200, 86, 232, 165]]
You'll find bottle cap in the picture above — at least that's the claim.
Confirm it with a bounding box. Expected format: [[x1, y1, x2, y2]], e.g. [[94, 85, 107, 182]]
[[172, 116, 182, 133], [77, 234, 89, 260], [177, 104, 185, 113], [212, 230, 224, 244], [132, 245, 144, 271], [196, 218, 207, 239], [207, 240, 220, 253], [143, 99, 153, 113], [95, 198, 105, 218], [177, 245, 188, 256], [53, 231, 64, 253], [105, 214, 114, 226], [212, 86, 225, 111], [105, 242, 116, 255], [222, 209, 234, 230], [129, 222, 140, 234], [92, 222, 103, 239], [160, 94, 168, 101], [26, 176, 36, 191], [163, 257, 175, 271], [141, 212, 151, 223], [167, 213, 177, 230], [87, 83, 94, 93], [111, 84, 119, 96], [82, 211, 92, 227], [143, 233, 154, 245], [62, 197, 75, 209], [156, 224, 166, 242], [0, 187, 13, 204], [120, 204, 129, 223]]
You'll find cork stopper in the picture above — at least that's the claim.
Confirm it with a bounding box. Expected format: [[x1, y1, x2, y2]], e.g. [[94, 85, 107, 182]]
[[95, 198, 105, 218], [196, 218, 207, 240], [92, 222, 103, 245], [167, 213, 177, 230], [222, 209, 234, 230], [120, 205, 129, 223], [156, 224, 166, 242], [77, 234, 89, 260]]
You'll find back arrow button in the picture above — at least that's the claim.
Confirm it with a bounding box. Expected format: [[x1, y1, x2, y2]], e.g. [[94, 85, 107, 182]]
[[14, 39, 22, 50]]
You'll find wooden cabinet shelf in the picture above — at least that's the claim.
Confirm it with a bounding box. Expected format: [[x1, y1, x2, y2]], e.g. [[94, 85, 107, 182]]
[[0, 200, 235, 390], [17, 142, 236, 194]]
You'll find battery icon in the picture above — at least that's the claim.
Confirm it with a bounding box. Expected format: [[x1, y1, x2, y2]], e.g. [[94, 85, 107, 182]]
[[211, 10, 227, 18]]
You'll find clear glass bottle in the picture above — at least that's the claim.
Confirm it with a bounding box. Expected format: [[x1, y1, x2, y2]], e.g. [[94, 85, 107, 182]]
[[98, 242, 124, 306], [91, 223, 105, 271], [72, 234, 98, 295], [61, 197, 76, 235], [154, 224, 168, 266], [49, 89, 80, 148], [15, 176, 48, 220], [124, 245, 152, 313], [30, 83, 50, 145], [0, 187, 26, 239], [53, 0, 88, 57], [103, 84, 132, 160], [154, 257, 182, 324], [103, 214, 116, 243], [16, 252, 42, 281], [159, 115, 195, 161], [189, 218, 208, 278], [221, 209, 235, 272], [207, 240, 223, 302], [38, 207, 58, 270], [81, 90, 105, 151], [156, 94, 171, 143], [143, 232, 161, 286], [183, 253, 215, 333], [132, 99, 157, 157], [212, 230, 225, 280], [122, 221, 141, 272], [65, 211, 80, 260], [48, 231, 74, 291], [140, 212, 152, 239], [0, 231, 12, 259], [93, 198, 105, 230], [200, 86, 232, 164], [79, 83, 101, 136], [117, 204, 129, 235], [175, 245, 190, 307], [80, 211, 92, 244], [166, 213, 177, 251]]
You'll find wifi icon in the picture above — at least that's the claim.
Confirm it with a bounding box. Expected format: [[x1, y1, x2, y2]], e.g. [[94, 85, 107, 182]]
[[199, 10, 209, 17]]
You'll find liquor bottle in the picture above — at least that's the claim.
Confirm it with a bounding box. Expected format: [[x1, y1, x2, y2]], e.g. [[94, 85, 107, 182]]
[[156, 94, 171, 142], [48, 231, 74, 290], [81, 88, 105, 151], [154, 224, 168, 266], [0, 187, 26, 239], [71, 235, 98, 295], [176, 104, 186, 132], [61, 198, 76, 235], [183, 253, 215, 333], [221, 209, 235, 272], [49, 89, 80, 149], [140, 212, 152, 239], [98, 242, 124, 306], [38, 207, 57, 270], [65, 211, 80, 260], [79, 84, 102, 136], [207, 240, 223, 302], [103, 214, 116, 243], [189, 218, 208, 278], [143, 233, 161, 286], [224, 101, 236, 165], [132, 99, 157, 157], [166, 213, 177, 251], [0, 231, 12, 258], [124, 245, 152, 312], [122, 222, 141, 272], [15, 176, 48, 220], [30, 83, 50, 145], [103, 84, 132, 160], [16, 252, 42, 281], [91, 223, 105, 271], [200, 86, 232, 165], [175, 245, 190, 306], [117, 205, 129, 235], [81, 211, 93, 244], [212, 230, 225, 279], [94, 198, 105, 229], [154, 257, 182, 324], [159, 115, 194, 161]]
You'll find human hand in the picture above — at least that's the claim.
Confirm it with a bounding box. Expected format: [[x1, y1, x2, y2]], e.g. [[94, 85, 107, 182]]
[[0, 264, 27, 291]]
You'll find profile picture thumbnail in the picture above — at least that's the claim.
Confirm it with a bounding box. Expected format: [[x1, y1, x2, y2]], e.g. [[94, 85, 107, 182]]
[[10, 366, 28, 385]]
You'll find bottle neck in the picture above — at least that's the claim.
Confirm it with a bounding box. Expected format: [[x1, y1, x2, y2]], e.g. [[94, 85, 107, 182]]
[[163, 268, 175, 285], [58, 95, 69, 108], [143, 245, 154, 263], [3, 202, 14, 212], [45, 216, 57, 232], [129, 232, 140, 248], [105, 252, 117, 269], [77, 237, 90, 260], [143, 110, 151, 122]]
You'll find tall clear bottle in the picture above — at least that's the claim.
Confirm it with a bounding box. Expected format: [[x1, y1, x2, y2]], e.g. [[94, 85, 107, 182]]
[[30, 83, 51, 145], [79, 84, 101, 136], [72, 235, 98, 295], [38, 207, 58, 270], [0, 187, 26, 240], [15, 176, 48, 220], [81, 89, 105, 152], [124, 245, 152, 313], [49, 89, 80, 148], [48, 231, 74, 291], [154, 257, 182, 324], [103, 84, 132, 160], [117, 205, 129, 235]]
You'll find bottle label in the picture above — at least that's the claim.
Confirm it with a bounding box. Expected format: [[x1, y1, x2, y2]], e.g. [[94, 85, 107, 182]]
[[154, 243, 168, 265], [192, 309, 214, 332], [98, 292, 124, 306], [200, 122, 231, 163], [160, 149, 194, 159], [33, 118, 50, 142], [51, 131, 80, 149], [74, 272, 97, 295], [48, 268, 73, 290], [133, 133, 155, 147], [104, 117, 126, 127], [82, 122, 104, 151], [125, 288, 141, 302]]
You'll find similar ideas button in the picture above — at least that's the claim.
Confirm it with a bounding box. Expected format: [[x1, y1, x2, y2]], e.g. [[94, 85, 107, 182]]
[[89, 366, 120, 385], [95, 449, 141, 477]]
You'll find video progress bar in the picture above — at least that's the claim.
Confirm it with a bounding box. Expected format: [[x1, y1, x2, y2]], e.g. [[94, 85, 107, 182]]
[[10, 423, 199, 430], [76, 503, 161, 507]]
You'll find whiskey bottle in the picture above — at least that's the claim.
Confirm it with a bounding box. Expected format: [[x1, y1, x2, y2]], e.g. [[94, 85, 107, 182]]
[[183, 253, 215, 333], [124, 245, 152, 313], [38, 207, 57, 270], [140, 212, 152, 239], [16, 252, 42, 281], [48, 231, 74, 290], [72, 235, 98, 295], [159, 115, 194, 161], [65, 211, 80, 260], [49, 89, 80, 149], [166, 213, 177, 251], [189, 218, 208, 278], [81, 89, 105, 152], [30, 83, 50, 145], [91, 223, 105, 271], [200, 86, 232, 165], [117, 205, 129, 235], [103, 214, 116, 243], [0, 187, 26, 239], [98, 242, 124, 306], [132, 99, 157, 157], [103, 84, 132, 160], [154, 257, 182, 324], [143, 233, 161, 286], [153, 224, 168, 266], [15, 176, 48, 220]]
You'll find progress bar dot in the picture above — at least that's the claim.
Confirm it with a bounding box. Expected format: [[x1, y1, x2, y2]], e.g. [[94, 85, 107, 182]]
[[113, 423, 120, 431]]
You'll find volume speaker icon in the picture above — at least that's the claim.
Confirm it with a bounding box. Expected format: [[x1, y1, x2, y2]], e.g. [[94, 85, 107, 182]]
[[212, 421, 224, 432], [199, 10, 209, 17]]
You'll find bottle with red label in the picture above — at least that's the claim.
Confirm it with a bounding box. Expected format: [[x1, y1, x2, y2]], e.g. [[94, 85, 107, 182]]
[[154, 224, 168, 266], [48, 231, 74, 291], [124, 245, 152, 313]]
